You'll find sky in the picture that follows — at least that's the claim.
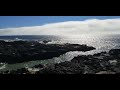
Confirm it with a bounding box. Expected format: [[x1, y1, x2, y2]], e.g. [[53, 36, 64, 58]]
[[0, 16, 120, 36]]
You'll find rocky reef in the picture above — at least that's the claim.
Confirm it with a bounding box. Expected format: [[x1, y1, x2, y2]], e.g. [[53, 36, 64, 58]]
[[0, 40, 95, 64], [35, 49, 120, 74], [2, 49, 120, 74]]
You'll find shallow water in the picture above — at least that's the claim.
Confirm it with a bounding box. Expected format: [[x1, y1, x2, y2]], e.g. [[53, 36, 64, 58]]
[[0, 34, 120, 71]]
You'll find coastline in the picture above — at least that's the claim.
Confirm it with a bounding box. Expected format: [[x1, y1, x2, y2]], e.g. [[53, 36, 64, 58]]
[[36, 49, 120, 74], [0, 40, 120, 74], [2, 48, 119, 74], [0, 40, 95, 64]]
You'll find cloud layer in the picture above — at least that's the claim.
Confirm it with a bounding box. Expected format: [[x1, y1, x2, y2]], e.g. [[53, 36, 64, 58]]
[[0, 18, 120, 36]]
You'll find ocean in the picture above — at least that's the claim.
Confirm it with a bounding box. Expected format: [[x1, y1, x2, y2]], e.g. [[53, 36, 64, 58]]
[[0, 34, 120, 71]]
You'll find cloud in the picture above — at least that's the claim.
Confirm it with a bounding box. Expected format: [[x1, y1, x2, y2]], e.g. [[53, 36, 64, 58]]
[[0, 18, 120, 36]]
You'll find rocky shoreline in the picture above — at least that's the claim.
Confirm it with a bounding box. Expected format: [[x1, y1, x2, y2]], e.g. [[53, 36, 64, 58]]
[[0, 40, 95, 64], [32, 49, 120, 74], [1, 49, 120, 74], [1, 40, 120, 74]]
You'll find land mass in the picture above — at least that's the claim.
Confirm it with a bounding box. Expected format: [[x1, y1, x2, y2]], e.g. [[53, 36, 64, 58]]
[[0, 40, 95, 64], [2, 40, 120, 74], [2, 49, 120, 74], [36, 49, 120, 74]]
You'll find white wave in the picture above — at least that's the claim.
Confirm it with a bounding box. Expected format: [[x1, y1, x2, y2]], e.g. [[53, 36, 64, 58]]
[[0, 63, 7, 70]]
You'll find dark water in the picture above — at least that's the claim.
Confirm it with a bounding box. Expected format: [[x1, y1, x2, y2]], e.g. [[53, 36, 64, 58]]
[[0, 34, 120, 71], [0, 35, 64, 41]]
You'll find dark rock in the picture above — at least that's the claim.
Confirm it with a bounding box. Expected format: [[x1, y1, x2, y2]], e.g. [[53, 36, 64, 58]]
[[38, 61, 84, 74], [33, 64, 44, 68], [109, 49, 120, 57], [37, 51, 118, 74], [2, 48, 120, 74], [43, 40, 51, 44], [0, 40, 95, 64], [9, 68, 28, 74], [83, 65, 96, 74], [93, 52, 107, 56]]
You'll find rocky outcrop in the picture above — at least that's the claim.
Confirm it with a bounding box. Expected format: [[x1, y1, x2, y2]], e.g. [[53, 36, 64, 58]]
[[0, 40, 95, 64], [43, 40, 51, 44], [109, 49, 120, 58], [1, 49, 120, 74], [33, 49, 120, 74], [2, 40, 120, 74]]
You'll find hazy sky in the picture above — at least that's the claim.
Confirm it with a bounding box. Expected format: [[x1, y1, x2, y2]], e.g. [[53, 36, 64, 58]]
[[0, 16, 120, 36]]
